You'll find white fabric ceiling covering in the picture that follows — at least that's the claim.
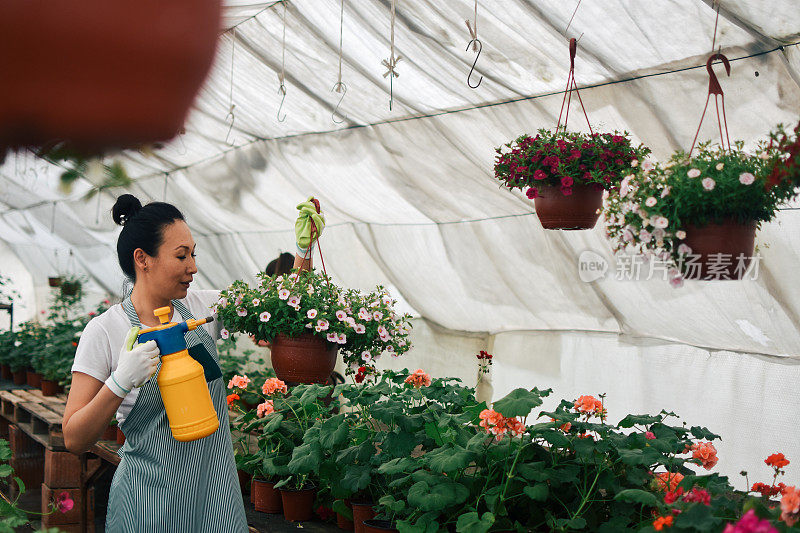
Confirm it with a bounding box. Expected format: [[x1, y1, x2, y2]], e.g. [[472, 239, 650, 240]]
[[1, 0, 800, 480]]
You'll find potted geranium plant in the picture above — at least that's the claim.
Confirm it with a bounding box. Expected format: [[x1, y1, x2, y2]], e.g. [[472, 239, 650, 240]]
[[604, 124, 800, 285], [494, 129, 650, 230], [217, 269, 413, 384]]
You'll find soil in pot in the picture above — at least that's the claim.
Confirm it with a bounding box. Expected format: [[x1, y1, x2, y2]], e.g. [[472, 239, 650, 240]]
[[279, 487, 316, 522], [12, 369, 27, 386], [534, 183, 603, 230], [252, 478, 282, 514], [271, 333, 338, 384], [26, 370, 41, 388], [680, 219, 756, 280], [1, 364, 12, 381], [352, 502, 376, 533], [41, 379, 61, 396], [363, 520, 399, 533]]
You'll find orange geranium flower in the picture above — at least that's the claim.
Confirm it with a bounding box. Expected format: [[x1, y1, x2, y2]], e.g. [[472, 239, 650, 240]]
[[781, 486, 800, 527], [404, 369, 432, 388], [691, 442, 719, 470], [479, 409, 525, 439], [262, 378, 288, 396], [653, 515, 674, 531], [653, 472, 684, 492], [573, 395, 606, 419], [257, 400, 275, 418], [226, 393, 240, 406], [227, 374, 251, 389], [766, 453, 790, 469]]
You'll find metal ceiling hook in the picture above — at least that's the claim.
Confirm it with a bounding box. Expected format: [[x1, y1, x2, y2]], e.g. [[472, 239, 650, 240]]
[[332, 82, 347, 124], [466, 39, 483, 89]]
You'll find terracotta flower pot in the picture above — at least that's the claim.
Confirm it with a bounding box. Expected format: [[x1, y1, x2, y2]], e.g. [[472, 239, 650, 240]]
[[41, 379, 61, 396], [279, 487, 316, 522], [680, 219, 757, 280], [533, 183, 603, 230], [101, 424, 117, 441], [253, 479, 282, 514], [237, 470, 252, 496], [337, 512, 355, 530], [352, 502, 376, 533], [1, 364, 13, 381], [363, 520, 399, 533], [0, 0, 221, 151], [271, 333, 338, 384], [48, 276, 63, 287], [26, 370, 41, 388], [12, 369, 27, 386], [116, 426, 126, 445]]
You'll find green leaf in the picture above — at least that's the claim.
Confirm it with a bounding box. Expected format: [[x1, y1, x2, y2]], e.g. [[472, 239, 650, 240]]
[[378, 494, 407, 513], [262, 413, 284, 434], [617, 448, 645, 466], [0, 464, 12, 477], [565, 517, 587, 530], [523, 483, 549, 501], [340, 464, 372, 493], [614, 489, 658, 507], [287, 442, 321, 474], [689, 426, 721, 441], [455, 511, 495, 533], [384, 429, 418, 458], [407, 480, 469, 512], [378, 457, 415, 476], [618, 414, 662, 428], [14, 476, 24, 495], [493, 388, 544, 418], [425, 422, 444, 447], [427, 445, 474, 474], [318, 414, 348, 448], [675, 502, 721, 529]]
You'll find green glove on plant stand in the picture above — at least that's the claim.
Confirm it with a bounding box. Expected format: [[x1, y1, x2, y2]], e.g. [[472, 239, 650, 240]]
[[294, 197, 325, 272]]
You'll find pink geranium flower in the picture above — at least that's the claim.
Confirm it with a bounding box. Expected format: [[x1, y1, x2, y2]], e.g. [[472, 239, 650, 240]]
[[257, 400, 275, 418], [227, 375, 251, 389]]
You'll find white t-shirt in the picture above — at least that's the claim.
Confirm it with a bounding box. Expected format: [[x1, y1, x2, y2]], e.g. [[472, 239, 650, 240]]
[[71, 289, 222, 425]]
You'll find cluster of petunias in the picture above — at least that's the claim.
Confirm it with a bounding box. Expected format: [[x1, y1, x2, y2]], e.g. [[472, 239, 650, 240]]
[[603, 140, 785, 288], [494, 129, 650, 199], [216, 269, 413, 375], [478, 409, 525, 440]]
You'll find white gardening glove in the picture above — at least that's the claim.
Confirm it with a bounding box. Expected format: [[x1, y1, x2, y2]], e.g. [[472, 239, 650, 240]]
[[105, 326, 160, 398]]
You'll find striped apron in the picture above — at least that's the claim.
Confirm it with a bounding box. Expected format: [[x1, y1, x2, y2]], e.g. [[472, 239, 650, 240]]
[[106, 297, 248, 532]]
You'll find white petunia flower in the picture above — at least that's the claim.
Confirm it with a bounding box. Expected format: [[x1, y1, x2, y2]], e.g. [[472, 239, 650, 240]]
[[327, 332, 338, 343], [252, 298, 260, 306], [259, 311, 271, 322], [687, 168, 701, 178], [237, 307, 247, 317], [645, 197, 657, 207], [336, 310, 347, 321], [641, 159, 655, 172], [654, 216, 669, 229], [676, 230, 687, 240], [307, 309, 318, 319], [278, 289, 290, 300], [702, 177, 716, 190], [354, 324, 366, 334], [661, 186, 671, 198], [739, 172, 755, 185]]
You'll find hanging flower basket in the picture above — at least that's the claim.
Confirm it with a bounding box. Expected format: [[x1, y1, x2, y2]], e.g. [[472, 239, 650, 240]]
[[494, 129, 650, 231], [0, 0, 221, 151], [48, 277, 63, 288], [604, 124, 800, 287], [217, 270, 412, 382]]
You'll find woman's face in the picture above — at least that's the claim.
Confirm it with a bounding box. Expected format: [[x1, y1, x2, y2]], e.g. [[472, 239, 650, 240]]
[[142, 220, 198, 300]]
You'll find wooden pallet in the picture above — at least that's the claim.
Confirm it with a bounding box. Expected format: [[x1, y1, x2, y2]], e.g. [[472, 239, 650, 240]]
[[0, 389, 68, 449]]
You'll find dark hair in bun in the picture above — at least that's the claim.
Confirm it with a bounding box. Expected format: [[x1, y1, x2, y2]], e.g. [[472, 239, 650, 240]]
[[112, 194, 185, 280]]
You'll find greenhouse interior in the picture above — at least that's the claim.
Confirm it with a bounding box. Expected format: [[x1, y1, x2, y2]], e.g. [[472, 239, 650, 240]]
[[1, 1, 800, 532]]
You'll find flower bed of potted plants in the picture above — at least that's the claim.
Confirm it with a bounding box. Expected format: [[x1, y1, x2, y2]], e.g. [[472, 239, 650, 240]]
[[223, 364, 800, 532], [494, 129, 650, 230], [216, 268, 413, 383], [604, 124, 800, 285]]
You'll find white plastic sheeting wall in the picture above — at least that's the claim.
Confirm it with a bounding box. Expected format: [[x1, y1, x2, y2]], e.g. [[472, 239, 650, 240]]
[[1, 0, 799, 478]]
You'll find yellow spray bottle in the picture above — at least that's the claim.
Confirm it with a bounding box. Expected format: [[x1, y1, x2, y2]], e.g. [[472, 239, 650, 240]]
[[137, 306, 219, 442]]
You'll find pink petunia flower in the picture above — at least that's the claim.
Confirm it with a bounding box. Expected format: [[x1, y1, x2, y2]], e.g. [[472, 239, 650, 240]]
[[278, 289, 290, 300], [739, 172, 755, 185], [259, 311, 271, 322], [307, 309, 318, 319], [702, 177, 716, 190]]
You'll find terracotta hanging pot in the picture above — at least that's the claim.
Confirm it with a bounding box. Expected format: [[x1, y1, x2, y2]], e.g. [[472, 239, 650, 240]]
[[534, 183, 603, 230], [253, 478, 282, 514], [280, 487, 317, 522], [0, 0, 221, 151], [26, 370, 41, 389], [41, 379, 62, 396], [352, 502, 376, 533], [363, 520, 399, 533], [270, 333, 338, 384], [48, 277, 63, 288], [680, 219, 757, 280]]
